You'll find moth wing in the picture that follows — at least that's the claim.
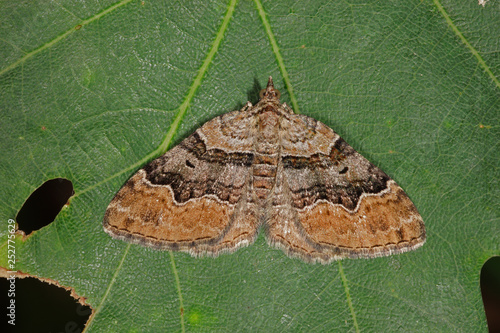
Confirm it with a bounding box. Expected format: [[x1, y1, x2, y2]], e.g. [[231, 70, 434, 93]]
[[267, 114, 425, 263], [103, 110, 260, 256]]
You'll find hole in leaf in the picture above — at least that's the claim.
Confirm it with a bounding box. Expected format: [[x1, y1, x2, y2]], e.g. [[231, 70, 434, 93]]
[[1, 277, 91, 332], [481, 256, 500, 332], [16, 178, 74, 234]]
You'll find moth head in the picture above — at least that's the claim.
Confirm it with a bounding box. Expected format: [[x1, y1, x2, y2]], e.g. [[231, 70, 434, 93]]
[[259, 76, 281, 101]]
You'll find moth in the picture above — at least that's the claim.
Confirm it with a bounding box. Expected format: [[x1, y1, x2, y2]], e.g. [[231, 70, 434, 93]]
[[103, 77, 425, 263]]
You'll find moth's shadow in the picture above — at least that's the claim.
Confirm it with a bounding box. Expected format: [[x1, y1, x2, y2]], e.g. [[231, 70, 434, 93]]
[[231, 77, 262, 111], [247, 77, 262, 106]]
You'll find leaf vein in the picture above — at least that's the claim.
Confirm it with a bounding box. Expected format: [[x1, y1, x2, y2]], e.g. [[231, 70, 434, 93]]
[[338, 261, 359, 333], [0, 0, 134, 77], [433, 0, 500, 89], [83, 243, 131, 332], [254, 0, 300, 113]]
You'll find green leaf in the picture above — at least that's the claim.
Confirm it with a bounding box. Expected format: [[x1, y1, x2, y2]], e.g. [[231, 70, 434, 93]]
[[1, 0, 498, 331]]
